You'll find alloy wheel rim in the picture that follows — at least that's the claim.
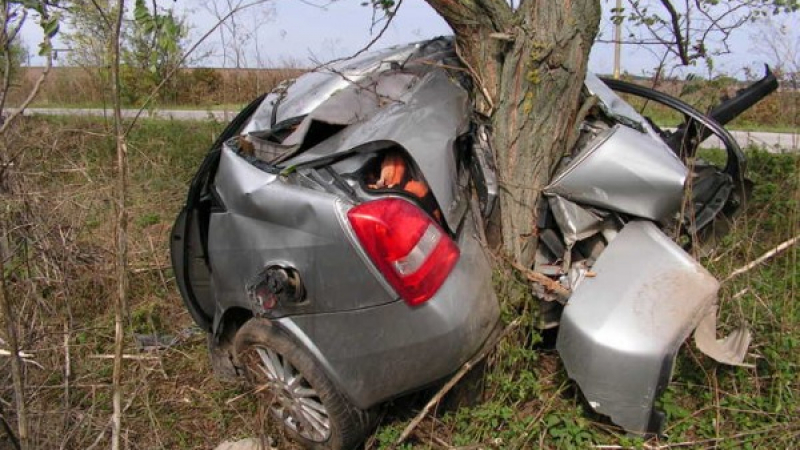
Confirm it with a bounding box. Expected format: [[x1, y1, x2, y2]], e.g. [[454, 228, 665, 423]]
[[249, 346, 331, 442]]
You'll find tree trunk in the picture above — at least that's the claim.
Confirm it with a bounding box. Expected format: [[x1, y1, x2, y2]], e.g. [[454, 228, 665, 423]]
[[426, 0, 601, 268]]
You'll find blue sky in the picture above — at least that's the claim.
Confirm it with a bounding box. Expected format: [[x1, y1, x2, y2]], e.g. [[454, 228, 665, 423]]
[[21, 0, 791, 78]]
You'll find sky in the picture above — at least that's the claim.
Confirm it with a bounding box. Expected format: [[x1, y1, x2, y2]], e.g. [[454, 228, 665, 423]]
[[19, 0, 795, 79]]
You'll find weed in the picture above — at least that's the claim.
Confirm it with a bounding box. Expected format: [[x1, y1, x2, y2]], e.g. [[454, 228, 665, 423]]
[[136, 212, 160, 228]]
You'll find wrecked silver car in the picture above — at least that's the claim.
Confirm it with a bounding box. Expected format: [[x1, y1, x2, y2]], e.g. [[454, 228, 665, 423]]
[[170, 38, 776, 448]]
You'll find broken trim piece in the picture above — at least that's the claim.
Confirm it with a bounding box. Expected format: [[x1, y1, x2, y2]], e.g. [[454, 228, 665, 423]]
[[694, 305, 753, 368], [557, 221, 720, 434]]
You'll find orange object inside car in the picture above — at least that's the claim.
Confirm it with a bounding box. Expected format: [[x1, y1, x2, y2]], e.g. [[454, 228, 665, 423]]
[[368, 151, 439, 220]]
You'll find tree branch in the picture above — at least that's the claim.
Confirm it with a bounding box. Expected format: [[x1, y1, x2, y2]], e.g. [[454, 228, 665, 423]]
[[310, 0, 404, 70], [723, 235, 800, 283], [0, 7, 45, 135], [394, 317, 521, 446], [109, 1, 127, 449], [0, 224, 28, 449], [425, 0, 512, 33], [658, 0, 690, 64]]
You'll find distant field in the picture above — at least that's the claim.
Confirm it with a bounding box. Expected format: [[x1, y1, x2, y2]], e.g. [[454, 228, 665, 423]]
[[8, 67, 799, 133], [9, 66, 305, 108], [621, 89, 799, 133]]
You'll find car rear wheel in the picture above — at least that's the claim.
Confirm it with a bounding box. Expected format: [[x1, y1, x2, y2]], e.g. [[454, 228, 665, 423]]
[[233, 318, 374, 450]]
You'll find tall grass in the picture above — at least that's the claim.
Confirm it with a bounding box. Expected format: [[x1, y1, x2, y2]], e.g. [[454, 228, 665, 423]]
[[6, 67, 304, 108], [0, 115, 796, 449], [0, 116, 269, 449]]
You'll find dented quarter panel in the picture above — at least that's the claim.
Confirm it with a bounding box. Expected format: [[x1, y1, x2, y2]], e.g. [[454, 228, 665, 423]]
[[546, 125, 688, 223], [276, 210, 500, 409], [208, 146, 396, 316], [556, 221, 719, 433], [281, 69, 472, 229]]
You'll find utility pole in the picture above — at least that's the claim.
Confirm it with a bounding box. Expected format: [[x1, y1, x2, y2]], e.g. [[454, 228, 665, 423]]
[[613, 0, 622, 79]]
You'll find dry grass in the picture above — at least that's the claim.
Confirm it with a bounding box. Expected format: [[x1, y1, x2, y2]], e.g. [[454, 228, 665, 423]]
[[0, 116, 275, 449], [6, 67, 305, 108], [0, 115, 796, 450]]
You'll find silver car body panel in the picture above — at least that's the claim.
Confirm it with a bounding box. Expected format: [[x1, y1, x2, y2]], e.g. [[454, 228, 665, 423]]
[[584, 73, 661, 140], [243, 44, 421, 133], [545, 125, 688, 222], [208, 145, 499, 409], [546, 195, 606, 246], [694, 305, 753, 367], [279, 69, 471, 229], [277, 209, 500, 409], [209, 146, 396, 315], [556, 221, 719, 433]]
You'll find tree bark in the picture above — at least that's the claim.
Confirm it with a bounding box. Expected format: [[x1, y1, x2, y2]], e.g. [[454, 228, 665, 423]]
[[425, 0, 601, 268]]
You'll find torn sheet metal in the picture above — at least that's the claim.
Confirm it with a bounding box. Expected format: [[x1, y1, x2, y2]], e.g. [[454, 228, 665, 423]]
[[557, 221, 719, 434], [242, 43, 421, 134], [694, 305, 753, 367], [546, 195, 604, 245], [280, 69, 471, 229], [545, 125, 687, 223], [584, 73, 657, 138], [238, 40, 470, 230]]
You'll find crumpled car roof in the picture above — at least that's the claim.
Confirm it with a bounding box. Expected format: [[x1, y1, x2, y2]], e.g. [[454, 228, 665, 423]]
[[238, 37, 663, 230], [241, 38, 471, 228]]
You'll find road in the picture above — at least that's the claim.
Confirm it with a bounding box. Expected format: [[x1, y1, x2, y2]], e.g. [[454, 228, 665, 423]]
[[19, 107, 238, 122], [17, 107, 800, 153], [698, 130, 798, 153]]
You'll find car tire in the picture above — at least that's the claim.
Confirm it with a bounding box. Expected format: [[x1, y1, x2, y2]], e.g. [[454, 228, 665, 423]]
[[233, 318, 374, 450]]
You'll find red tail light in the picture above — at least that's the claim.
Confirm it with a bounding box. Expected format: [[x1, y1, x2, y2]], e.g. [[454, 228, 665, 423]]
[[347, 198, 459, 306]]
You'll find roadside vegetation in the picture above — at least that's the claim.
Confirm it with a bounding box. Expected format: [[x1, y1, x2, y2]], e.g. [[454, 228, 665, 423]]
[[7, 67, 303, 109], [0, 115, 796, 449], [6, 67, 800, 134]]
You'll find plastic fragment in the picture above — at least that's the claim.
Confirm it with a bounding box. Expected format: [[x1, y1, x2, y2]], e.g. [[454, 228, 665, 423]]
[[694, 305, 754, 368]]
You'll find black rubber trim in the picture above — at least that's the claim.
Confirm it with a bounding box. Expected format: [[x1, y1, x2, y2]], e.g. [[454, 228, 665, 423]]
[[600, 78, 745, 181]]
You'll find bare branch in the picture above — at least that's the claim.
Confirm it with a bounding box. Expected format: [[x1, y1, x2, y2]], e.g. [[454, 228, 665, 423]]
[[723, 235, 800, 283], [88, 0, 111, 28], [395, 317, 522, 446], [658, 0, 690, 64], [0, 223, 28, 449], [310, 0, 404, 70], [0, 6, 41, 134], [109, 1, 127, 449]]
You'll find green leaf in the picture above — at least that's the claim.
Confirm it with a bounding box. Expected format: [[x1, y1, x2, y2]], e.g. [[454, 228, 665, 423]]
[[134, 0, 151, 24], [38, 40, 52, 57], [42, 15, 59, 38]]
